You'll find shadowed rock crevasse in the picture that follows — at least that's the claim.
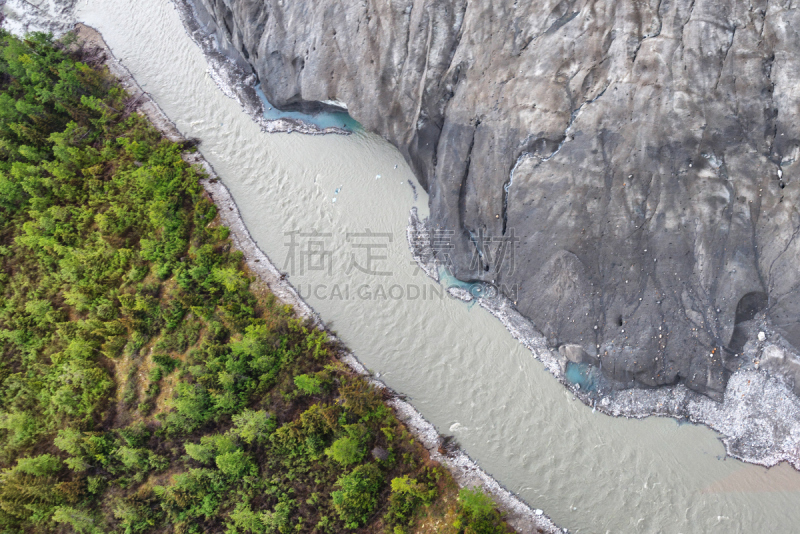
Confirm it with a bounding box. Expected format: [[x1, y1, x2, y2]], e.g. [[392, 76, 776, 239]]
[[189, 0, 800, 401]]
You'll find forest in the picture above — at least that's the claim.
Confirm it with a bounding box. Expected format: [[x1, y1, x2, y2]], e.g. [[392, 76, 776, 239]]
[[0, 30, 515, 533]]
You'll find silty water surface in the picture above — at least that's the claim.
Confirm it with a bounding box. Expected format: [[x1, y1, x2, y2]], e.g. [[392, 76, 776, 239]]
[[72, 0, 800, 531]]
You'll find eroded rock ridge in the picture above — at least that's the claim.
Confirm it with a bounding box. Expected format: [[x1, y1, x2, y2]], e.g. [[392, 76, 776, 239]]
[[189, 0, 800, 401]]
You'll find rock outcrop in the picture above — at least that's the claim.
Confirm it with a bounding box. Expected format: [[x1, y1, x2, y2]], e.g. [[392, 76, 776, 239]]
[[188, 0, 800, 401]]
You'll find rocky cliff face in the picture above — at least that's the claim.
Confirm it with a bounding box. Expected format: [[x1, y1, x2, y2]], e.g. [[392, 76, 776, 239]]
[[190, 0, 800, 401]]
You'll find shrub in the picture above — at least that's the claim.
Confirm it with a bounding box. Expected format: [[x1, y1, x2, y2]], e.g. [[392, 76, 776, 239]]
[[231, 409, 273, 444], [118, 422, 150, 448], [453, 488, 508, 534], [51, 506, 102, 534], [294, 374, 322, 395], [116, 447, 149, 471], [339, 379, 382, 419], [184, 442, 215, 464], [260, 499, 294, 533], [0, 411, 39, 451], [325, 436, 365, 466], [227, 502, 265, 533], [384, 475, 437, 527], [15, 454, 63, 476], [215, 450, 255, 478], [331, 463, 384, 529]]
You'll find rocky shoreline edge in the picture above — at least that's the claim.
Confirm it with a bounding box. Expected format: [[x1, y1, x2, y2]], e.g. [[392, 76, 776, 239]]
[[73, 21, 563, 534], [407, 209, 800, 471]]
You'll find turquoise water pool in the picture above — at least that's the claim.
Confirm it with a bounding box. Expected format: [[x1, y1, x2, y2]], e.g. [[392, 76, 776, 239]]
[[255, 85, 362, 131]]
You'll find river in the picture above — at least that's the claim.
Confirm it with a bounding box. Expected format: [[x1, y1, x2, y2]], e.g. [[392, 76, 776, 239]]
[[54, 0, 800, 531]]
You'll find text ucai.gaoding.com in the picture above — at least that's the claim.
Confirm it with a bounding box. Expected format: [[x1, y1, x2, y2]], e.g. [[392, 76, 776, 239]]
[[295, 281, 519, 301], [297, 283, 445, 301]]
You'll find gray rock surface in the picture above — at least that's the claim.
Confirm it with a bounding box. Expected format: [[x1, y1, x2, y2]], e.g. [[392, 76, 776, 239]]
[[1, 0, 78, 34], [176, 0, 800, 400]]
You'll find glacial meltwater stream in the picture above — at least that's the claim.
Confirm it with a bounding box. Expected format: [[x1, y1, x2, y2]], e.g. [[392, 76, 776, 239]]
[[58, 0, 800, 531]]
